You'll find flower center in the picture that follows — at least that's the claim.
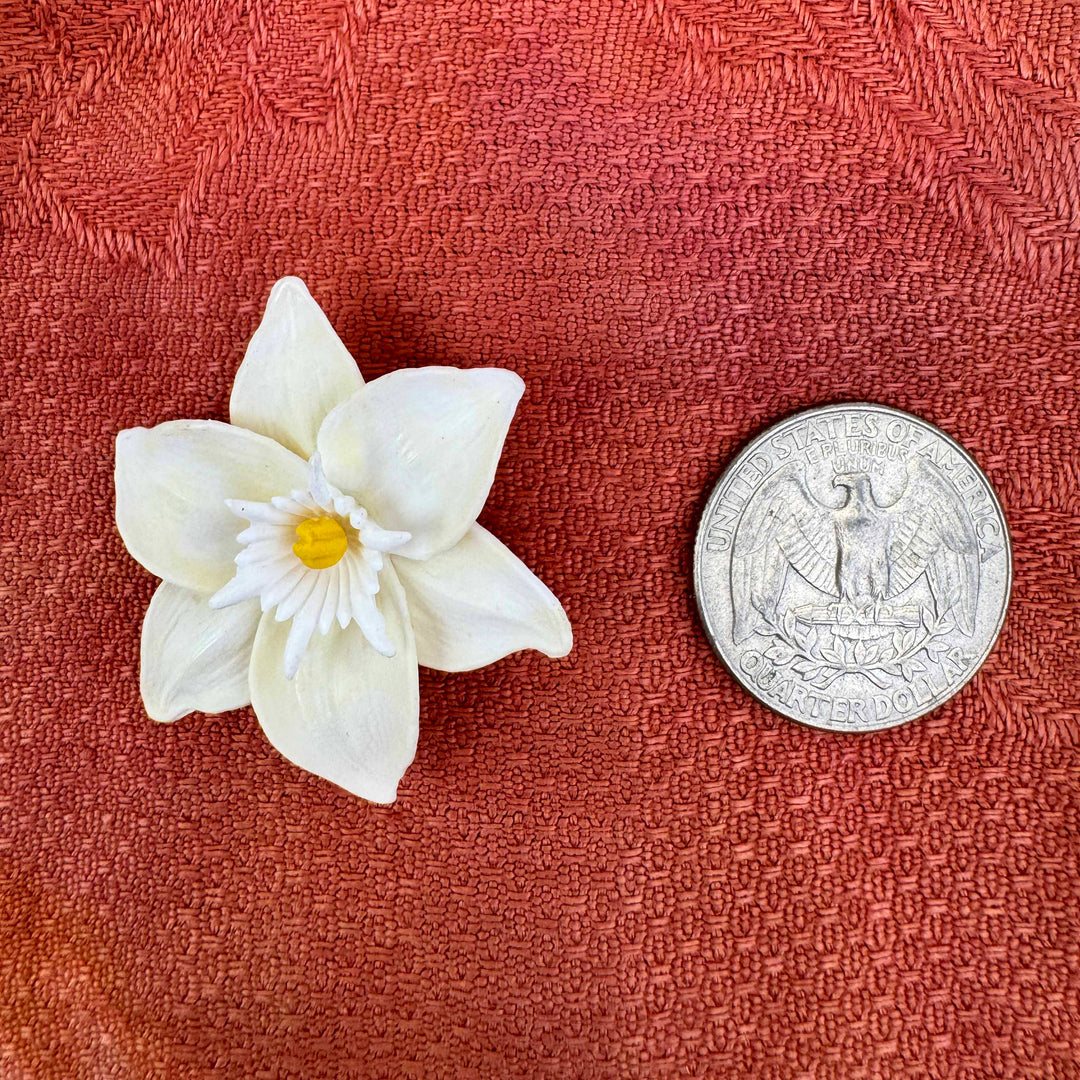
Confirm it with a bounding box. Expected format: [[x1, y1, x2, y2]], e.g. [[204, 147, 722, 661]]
[[293, 515, 348, 570], [210, 453, 412, 680]]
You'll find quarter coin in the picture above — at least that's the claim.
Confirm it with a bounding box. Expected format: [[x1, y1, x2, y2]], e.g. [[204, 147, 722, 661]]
[[694, 404, 1011, 732]]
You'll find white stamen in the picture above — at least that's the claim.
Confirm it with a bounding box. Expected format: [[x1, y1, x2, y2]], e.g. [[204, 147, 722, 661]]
[[308, 452, 335, 510], [225, 499, 293, 525], [211, 458, 411, 679]]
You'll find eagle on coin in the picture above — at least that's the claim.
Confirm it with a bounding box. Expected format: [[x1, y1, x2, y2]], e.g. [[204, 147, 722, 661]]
[[731, 459, 980, 644]]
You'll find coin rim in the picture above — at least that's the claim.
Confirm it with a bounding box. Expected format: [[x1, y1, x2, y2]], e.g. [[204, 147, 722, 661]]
[[693, 402, 1013, 733]]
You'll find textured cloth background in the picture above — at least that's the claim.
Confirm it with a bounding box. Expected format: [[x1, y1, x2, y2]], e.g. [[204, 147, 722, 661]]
[[2, 0, 1080, 1076]]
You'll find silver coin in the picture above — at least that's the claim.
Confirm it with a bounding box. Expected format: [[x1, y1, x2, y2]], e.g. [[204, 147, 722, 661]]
[[694, 404, 1011, 732]]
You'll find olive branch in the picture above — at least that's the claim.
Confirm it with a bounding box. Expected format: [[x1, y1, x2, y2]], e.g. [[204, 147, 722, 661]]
[[758, 605, 955, 690]]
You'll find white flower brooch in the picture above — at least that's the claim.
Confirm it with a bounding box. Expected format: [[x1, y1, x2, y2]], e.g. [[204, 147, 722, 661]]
[[115, 277, 572, 802]]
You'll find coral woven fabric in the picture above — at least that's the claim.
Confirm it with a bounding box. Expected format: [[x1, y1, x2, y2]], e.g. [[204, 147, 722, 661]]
[[2, 0, 1080, 1076]]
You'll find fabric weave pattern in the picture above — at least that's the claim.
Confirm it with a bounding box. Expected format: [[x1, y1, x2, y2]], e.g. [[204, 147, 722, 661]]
[[1, 0, 1079, 1076]]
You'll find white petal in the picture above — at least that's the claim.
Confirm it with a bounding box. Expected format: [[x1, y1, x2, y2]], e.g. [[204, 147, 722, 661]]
[[350, 549, 378, 594], [317, 570, 340, 635], [317, 367, 525, 560], [248, 561, 419, 802], [236, 523, 291, 545], [358, 521, 412, 552], [115, 421, 308, 592], [307, 452, 336, 511], [235, 539, 290, 567], [140, 582, 260, 722], [230, 277, 364, 459], [282, 593, 321, 679], [335, 559, 353, 629], [272, 494, 317, 516], [208, 568, 269, 609], [350, 584, 394, 658], [393, 523, 572, 672], [226, 499, 298, 525], [261, 563, 306, 611], [274, 572, 316, 622]]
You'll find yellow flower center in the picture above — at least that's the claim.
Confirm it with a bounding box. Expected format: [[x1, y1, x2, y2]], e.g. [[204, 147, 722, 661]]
[[293, 516, 348, 570]]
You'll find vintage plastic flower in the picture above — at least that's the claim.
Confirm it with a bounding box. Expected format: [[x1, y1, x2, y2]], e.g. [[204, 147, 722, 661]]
[[115, 277, 573, 802]]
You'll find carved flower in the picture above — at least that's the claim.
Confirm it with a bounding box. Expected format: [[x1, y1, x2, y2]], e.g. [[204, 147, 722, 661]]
[[115, 278, 572, 802]]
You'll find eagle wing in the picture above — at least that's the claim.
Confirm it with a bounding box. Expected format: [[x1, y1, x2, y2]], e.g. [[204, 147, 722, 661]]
[[731, 463, 839, 643], [885, 457, 979, 635]]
